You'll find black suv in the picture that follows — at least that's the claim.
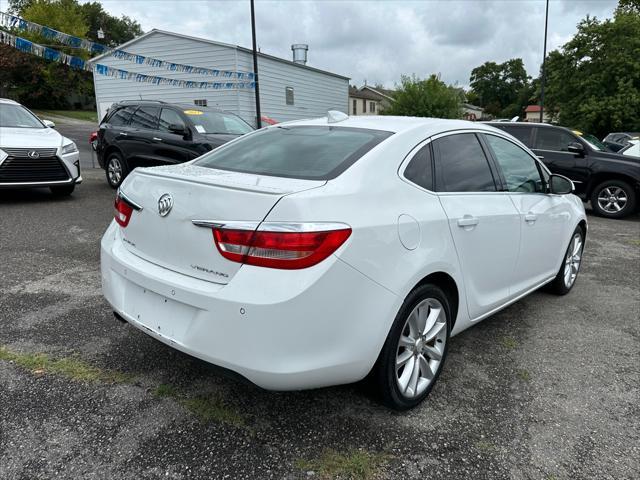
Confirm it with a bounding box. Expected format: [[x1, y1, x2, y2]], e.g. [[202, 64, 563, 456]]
[[487, 122, 640, 218], [96, 101, 253, 188]]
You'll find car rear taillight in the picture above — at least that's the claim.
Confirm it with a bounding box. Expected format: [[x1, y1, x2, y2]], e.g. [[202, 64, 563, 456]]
[[89, 131, 98, 143], [114, 194, 133, 227], [212, 224, 351, 269]]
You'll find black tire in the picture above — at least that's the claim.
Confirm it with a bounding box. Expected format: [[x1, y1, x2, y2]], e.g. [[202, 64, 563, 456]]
[[105, 151, 128, 189], [590, 180, 636, 219], [373, 284, 451, 410], [50, 184, 75, 196], [546, 226, 585, 295]]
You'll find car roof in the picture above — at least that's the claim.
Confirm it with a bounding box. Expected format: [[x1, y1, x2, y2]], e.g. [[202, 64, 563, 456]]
[[278, 115, 502, 136], [113, 100, 226, 113], [0, 98, 20, 105]]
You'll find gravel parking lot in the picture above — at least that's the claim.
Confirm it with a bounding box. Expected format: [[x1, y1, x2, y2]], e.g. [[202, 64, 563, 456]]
[[0, 121, 639, 479]]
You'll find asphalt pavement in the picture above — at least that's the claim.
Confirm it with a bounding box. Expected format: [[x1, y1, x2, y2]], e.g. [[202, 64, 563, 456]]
[[0, 121, 638, 479]]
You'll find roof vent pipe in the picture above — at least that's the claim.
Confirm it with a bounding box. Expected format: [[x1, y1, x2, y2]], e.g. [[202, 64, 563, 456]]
[[291, 44, 308, 65]]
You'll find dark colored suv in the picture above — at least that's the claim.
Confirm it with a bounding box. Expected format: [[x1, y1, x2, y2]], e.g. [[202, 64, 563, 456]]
[[96, 101, 254, 188], [487, 122, 640, 218]]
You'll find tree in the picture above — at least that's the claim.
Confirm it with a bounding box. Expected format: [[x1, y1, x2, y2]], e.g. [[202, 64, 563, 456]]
[[23, 0, 89, 40], [468, 59, 532, 118], [383, 74, 462, 119], [79, 2, 143, 46], [2, 0, 144, 109], [543, 3, 640, 137]]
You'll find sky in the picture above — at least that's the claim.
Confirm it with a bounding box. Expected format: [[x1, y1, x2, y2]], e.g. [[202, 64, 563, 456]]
[[91, 0, 618, 88]]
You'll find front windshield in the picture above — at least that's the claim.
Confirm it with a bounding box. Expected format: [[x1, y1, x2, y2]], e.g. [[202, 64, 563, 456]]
[[183, 109, 253, 135], [574, 130, 605, 151], [0, 104, 44, 129]]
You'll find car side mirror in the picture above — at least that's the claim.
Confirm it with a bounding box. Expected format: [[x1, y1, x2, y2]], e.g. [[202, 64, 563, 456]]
[[549, 174, 574, 195], [43, 119, 55, 128], [567, 142, 584, 156], [168, 123, 187, 136]]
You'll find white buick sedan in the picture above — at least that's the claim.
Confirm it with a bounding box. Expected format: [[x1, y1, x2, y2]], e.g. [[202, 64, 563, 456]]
[[101, 113, 586, 410]]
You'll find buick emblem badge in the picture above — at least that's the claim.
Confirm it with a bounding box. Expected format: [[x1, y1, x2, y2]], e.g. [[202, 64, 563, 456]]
[[157, 193, 173, 217], [27, 150, 40, 159]]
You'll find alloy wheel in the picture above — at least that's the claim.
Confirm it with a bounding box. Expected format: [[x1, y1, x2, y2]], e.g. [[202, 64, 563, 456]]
[[108, 157, 122, 186], [395, 298, 447, 399], [597, 186, 628, 214], [563, 233, 583, 288]]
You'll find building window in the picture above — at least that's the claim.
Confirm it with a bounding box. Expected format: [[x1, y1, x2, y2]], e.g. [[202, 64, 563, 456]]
[[285, 87, 294, 105], [352, 99, 357, 115], [363, 99, 366, 113], [194, 99, 208, 107], [370, 102, 376, 113]]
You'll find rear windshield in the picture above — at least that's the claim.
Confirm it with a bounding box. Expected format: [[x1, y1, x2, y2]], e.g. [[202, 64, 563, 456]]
[[193, 126, 393, 180]]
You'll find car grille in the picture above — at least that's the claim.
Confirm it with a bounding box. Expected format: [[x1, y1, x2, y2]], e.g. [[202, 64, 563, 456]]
[[0, 149, 70, 183], [1, 147, 58, 158]]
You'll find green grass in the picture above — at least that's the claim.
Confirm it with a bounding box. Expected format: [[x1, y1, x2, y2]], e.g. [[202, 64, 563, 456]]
[[517, 369, 531, 382], [33, 109, 98, 123], [629, 239, 640, 247], [475, 440, 497, 453], [153, 383, 179, 398], [500, 336, 519, 350], [295, 449, 389, 480], [0, 346, 131, 383], [153, 382, 245, 427], [182, 394, 245, 427]]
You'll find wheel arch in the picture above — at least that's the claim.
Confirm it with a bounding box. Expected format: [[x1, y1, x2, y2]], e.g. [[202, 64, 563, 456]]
[[411, 271, 460, 331], [586, 172, 639, 197], [103, 145, 126, 167]]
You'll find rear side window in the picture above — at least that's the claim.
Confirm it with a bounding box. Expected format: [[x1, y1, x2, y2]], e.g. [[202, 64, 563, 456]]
[[535, 128, 576, 152], [403, 144, 433, 190], [107, 106, 135, 127], [129, 106, 159, 130], [433, 133, 497, 192], [194, 126, 392, 180], [494, 125, 533, 147]]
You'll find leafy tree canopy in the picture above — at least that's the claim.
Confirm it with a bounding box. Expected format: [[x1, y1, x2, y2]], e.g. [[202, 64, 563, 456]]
[[383, 74, 462, 119], [543, 2, 640, 137], [3, 0, 143, 109], [468, 58, 533, 118]]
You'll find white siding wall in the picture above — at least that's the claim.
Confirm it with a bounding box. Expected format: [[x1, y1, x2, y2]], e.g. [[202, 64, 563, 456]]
[[93, 31, 349, 126], [236, 50, 348, 124]]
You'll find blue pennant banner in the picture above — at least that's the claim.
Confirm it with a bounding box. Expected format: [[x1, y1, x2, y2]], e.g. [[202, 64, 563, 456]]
[[94, 64, 255, 90], [111, 50, 255, 80], [0, 29, 254, 90], [0, 10, 106, 54], [0, 29, 92, 71], [1, 11, 255, 80]]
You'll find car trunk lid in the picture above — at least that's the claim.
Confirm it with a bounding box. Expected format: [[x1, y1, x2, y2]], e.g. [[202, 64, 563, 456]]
[[117, 164, 325, 284]]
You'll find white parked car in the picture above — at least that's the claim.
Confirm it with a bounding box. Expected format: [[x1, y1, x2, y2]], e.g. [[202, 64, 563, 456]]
[[101, 113, 587, 409], [620, 139, 639, 158], [0, 98, 81, 195]]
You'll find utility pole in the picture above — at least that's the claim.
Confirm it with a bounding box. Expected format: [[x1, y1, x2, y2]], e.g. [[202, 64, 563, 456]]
[[539, 0, 549, 123], [250, 0, 262, 128]]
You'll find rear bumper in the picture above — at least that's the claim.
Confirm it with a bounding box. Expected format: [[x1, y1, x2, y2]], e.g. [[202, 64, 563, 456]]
[[100, 221, 398, 390]]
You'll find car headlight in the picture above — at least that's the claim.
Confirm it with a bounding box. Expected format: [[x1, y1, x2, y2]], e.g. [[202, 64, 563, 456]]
[[61, 141, 78, 155]]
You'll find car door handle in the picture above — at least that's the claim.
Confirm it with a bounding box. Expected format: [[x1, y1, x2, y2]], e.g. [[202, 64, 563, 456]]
[[152, 137, 162, 142], [524, 213, 538, 223], [457, 216, 479, 228]]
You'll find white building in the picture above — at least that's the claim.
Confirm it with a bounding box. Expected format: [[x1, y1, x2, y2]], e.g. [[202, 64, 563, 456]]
[[90, 30, 349, 126]]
